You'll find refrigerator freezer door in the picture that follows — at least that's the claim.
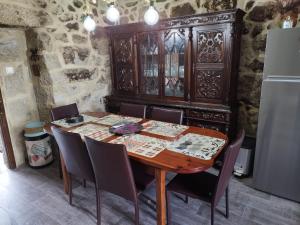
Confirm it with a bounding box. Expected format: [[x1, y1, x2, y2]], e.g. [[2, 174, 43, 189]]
[[253, 77, 300, 202], [264, 28, 300, 78]]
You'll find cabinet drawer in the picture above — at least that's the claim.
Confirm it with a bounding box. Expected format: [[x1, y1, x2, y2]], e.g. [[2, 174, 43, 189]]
[[186, 110, 229, 123], [187, 119, 228, 133]]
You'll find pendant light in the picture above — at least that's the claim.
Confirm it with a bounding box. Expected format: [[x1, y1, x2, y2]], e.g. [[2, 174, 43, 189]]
[[144, 1, 159, 26], [83, 0, 96, 32], [83, 15, 96, 32], [106, 2, 120, 23]]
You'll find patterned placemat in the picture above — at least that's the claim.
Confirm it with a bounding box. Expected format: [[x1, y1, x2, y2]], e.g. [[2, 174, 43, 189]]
[[167, 133, 226, 160], [51, 114, 99, 128], [142, 120, 188, 138], [109, 134, 169, 158], [71, 124, 112, 141], [95, 114, 142, 126]]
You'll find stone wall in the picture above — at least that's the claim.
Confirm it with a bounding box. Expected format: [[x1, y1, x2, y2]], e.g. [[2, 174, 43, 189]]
[[0, 28, 40, 166], [0, 0, 299, 167], [24, 0, 111, 121]]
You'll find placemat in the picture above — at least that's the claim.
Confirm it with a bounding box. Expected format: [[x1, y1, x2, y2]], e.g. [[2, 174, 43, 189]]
[[109, 134, 169, 158], [142, 120, 188, 138], [95, 114, 142, 126], [71, 124, 112, 141], [51, 114, 99, 128], [167, 133, 226, 160]]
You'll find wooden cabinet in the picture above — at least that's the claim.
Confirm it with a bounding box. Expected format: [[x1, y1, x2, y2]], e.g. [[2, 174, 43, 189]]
[[111, 33, 137, 95], [104, 9, 245, 139]]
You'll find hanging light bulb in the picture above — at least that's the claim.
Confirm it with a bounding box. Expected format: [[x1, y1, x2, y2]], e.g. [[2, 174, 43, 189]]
[[144, 1, 159, 26], [83, 15, 96, 32], [106, 2, 120, 23]]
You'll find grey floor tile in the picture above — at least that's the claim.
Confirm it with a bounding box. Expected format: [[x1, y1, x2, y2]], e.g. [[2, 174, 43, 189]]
[[0, 164, 299, 225]]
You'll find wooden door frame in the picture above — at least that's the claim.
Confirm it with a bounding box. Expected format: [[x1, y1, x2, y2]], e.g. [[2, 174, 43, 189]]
[[0, 89, 16, 169]]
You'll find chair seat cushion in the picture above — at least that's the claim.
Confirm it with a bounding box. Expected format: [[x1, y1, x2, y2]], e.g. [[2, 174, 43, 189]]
[[167, 172, 218, 202]]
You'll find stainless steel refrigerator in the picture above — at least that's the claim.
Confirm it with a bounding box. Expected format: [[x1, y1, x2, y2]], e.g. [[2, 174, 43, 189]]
[[253, 28, 300, 202]]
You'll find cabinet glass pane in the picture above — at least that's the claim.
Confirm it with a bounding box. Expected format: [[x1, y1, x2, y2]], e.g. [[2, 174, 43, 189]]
[[164, 30, 185, 97], [140, 34, 159, 95]]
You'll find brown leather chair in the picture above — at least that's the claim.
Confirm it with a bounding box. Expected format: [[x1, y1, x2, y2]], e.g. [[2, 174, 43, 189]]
[[85, 137, 154, 225], [120, 103, 147, 119], [51, 126, 95, 205], [150, 107, 184, 125], [166, 130, 245, 225], [50, 103, 79, 121]]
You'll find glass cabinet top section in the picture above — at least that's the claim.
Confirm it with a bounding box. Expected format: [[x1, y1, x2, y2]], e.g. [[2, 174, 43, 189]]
[[164, 30, 185, 98], [140, 34, 159, 95]]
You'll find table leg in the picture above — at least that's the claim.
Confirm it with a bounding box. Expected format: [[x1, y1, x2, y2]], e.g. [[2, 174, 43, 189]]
[[155, 168, 166, 225], [60, 153, 69, 194]]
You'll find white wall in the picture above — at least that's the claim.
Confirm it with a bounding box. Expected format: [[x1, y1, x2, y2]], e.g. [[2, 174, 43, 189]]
[[0, 28, 40, 167]]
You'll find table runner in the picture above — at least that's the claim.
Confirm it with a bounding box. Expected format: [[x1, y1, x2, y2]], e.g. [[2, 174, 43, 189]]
[[109, 134, 169, 158], [167, 133, 226, 160], [142, 120, 188, 138], [95, 114, 142, 126]]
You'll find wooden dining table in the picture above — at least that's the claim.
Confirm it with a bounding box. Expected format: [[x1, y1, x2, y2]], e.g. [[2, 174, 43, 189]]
[[44, 112, 228, 225]]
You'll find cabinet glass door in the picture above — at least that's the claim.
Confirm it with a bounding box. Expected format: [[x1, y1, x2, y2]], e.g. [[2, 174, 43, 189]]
[[138, 33, 160, 96], [163, 29, 186, 98]]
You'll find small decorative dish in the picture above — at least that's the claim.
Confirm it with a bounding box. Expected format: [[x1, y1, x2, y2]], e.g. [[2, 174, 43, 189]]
[[65, 115, 84, 124], [109, 122, 143, 135]]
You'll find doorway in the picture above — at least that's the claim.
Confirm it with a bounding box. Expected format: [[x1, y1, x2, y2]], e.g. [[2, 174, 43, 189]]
[[0, 27, 40, 169]]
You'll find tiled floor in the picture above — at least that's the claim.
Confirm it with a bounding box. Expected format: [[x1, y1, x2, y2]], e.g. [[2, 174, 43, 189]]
[[0, 160, 299, 225]]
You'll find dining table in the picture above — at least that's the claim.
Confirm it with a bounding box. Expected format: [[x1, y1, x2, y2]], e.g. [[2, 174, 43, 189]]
[[44, 112, 228, 225]]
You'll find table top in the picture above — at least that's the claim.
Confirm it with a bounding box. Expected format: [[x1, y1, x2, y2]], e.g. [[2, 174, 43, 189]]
[[44, 112, 228, 174]]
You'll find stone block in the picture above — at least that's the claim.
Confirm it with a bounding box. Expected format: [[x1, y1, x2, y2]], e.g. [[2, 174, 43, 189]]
[[66, 22, 79, 31], [59, 13, 74, 22], [248, 2, 279, 22], [0, 2, 40, 27], [62, 46, 90, 64], [43, 54, 62, 71], [171, 3, 196, 17], [54, 33, 69, 43], [238, 73, 262, 107], [38, 32, 52, 51], [64, 68, 97, 82], [72, 34, 88, 44]]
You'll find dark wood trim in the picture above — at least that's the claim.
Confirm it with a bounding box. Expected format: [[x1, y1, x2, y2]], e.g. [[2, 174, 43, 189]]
[[0, 90, 16, 169]]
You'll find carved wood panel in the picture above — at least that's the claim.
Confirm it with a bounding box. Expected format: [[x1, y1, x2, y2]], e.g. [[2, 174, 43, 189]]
[[195, 69, 224, 100], [113, 36, 136, 94], [186, 110, 228, 123], [196, 30, 224, 64]]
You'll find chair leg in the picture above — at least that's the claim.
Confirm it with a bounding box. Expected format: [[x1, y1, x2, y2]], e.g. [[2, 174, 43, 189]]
[[225, 187, 229, 218], [184, 195, 188, 204], [166, 191, 171, 225], [83, 179, 86, 188], [211, 206, 215, 225], [95, 187, 101, 225], [68, 174, 72, 206], [134, 201, 139, 225]]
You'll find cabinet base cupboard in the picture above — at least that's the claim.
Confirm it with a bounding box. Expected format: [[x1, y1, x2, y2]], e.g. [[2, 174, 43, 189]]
[[104, 9, 245, 139]]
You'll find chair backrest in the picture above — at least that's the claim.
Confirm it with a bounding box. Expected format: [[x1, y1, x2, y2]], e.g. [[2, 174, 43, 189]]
[[85, 137, 138, 203], [150, 107, 184, 125], [51, 126, 94, 182], [120, 103, 146, 119], [213, 129, 245, 206], [51, 103, 79, 121]]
